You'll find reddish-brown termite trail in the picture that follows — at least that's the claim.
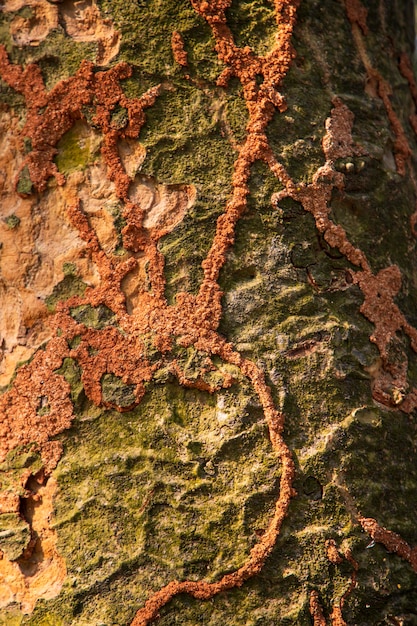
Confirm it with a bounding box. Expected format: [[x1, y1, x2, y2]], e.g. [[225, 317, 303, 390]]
[[1, 0, 417, 623]]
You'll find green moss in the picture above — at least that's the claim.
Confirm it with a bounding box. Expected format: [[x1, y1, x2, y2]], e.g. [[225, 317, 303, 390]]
[[139, 84, 234, 184], [16, 166, 33, 195], [0, 448, 43, 560], [101, 373, 136, 407], [225, 0, 278, 56], [330, 154, 416, 274], [340, 412, 417, 534], [139, 82, 234, 301], [0, 444, 43, 475], [0, 513, 30, 561], [100, 0, 220, 81], [4, 214, 20, 229], [265, 70, 326, 184], [67, 335, 81, 349], [69, 304, 116, 329], [0, 612, 23, 626], [45, 275, 87, 312], [19, 377, 278, 624], [169, 345, 235, 390], [62, 262, 77, 277], [224, 78, 249, 144], [29, 618, 64, 626], [54, 358, 84, 408]]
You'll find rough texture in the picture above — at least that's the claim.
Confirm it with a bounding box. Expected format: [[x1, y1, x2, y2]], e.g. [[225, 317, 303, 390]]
[[0, 0, 417, 624]]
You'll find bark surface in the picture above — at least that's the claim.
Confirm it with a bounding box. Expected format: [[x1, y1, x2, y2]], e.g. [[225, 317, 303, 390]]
[[0, 1, 417, 624]]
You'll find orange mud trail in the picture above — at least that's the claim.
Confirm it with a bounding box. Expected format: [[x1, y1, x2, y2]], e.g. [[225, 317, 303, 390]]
[[0, 0, 417, 623]]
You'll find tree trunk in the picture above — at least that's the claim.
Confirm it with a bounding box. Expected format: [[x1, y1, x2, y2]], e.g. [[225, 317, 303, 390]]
[[0, 0, 417, 624]]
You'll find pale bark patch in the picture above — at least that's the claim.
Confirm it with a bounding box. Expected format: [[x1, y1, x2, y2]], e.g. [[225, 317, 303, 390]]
[[0, 477, 66, 614], [3, 0, 120, 65], [129, 175, 196, 236]]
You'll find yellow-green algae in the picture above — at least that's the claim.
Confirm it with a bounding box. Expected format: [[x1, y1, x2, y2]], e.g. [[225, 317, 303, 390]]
[[45, 276, 88, 313], [54, 121, 100, 176]]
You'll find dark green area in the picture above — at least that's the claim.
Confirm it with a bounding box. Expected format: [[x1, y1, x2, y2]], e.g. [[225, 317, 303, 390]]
[[55, 358, 84, 409], [4, 214, 20, 229], [140, 82, 235, 300], [99, 0, 221, 82], [101, 373, 136, 407], [16, 166, 33, 196], [225, 0, 278, 56], [69, 304, 116, 329], [45, 276, 88, 312]]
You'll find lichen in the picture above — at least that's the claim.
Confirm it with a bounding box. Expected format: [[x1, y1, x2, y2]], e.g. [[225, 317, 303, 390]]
[[0, 514, 30, 561], [4, 214, 20, 230], [16, 166, 33, 196], [61, 263, 77, 277], [69, 304, 116, 329], [45, 276, 88, 313], [101, 372, 136, 407], [27, 379, 278, 625]]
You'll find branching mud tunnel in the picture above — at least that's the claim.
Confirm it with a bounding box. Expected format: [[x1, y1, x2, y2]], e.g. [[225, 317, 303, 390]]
[[1, 0, 417, 624]]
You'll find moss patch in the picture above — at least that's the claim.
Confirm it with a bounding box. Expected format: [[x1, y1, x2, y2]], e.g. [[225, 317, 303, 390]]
[[0, 446, 43, 560], [16, 166, 33, 195], [69, 304, 116, 329], [4, 214, 20, 229], [101, 373, 136, 407], [54, 121, 99, 176], [225, 0, 278, 56], [45, 276, 88, 312], [0, 513, 30, 561]]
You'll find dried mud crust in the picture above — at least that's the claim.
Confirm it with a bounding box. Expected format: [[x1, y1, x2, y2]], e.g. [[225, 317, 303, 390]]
[[0, 0, 417, 624]]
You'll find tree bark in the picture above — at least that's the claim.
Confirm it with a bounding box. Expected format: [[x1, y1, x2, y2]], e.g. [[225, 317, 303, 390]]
[[0, 1, 417, 624]]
